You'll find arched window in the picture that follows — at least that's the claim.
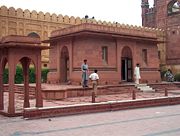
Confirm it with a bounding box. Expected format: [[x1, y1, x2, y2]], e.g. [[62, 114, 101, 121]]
[[27, 32, 40, 38], [167, 0, 180, 15]]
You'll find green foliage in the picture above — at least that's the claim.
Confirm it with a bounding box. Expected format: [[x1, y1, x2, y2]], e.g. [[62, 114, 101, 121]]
[[3, 69, 8, 84], [15, 66, 23, 84], [174, 73, 180, 81], [29, 67, 36, 83], [41, 68, 49, 83], [3, 67, 49, 84], [160, 70, 167, 81]]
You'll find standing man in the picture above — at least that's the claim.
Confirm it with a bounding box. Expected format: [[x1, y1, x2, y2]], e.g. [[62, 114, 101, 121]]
[[134, 63, 141, 84], [89, 69, 99, 97], [81, 59, 89, 88]]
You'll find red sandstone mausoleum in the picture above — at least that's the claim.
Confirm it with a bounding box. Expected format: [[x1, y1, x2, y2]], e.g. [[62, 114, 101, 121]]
[[46, 23, 162, 85]]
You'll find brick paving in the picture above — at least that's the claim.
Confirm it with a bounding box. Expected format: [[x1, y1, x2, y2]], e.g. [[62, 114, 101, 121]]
[[1, 105, 180, 136], [1, 83, 180, 136], [2, 83, 180, 113]]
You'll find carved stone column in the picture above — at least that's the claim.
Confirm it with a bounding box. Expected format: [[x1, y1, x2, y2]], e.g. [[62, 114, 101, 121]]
[[0, 57, 3, 110], [21, 58, 30, 108], [8, 56, 15, 114], [35, 52, 43, 107]]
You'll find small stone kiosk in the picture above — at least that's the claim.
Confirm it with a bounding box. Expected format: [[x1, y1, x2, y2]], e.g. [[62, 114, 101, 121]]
[[0, 35, 49, 116], [46, 23, 162, 85]]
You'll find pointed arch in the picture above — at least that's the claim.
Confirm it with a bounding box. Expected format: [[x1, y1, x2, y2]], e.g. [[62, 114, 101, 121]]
[[121, 46, 133, 82], [122, 46, 132, 58], [168, 0, 180, 15], [28, 32, 40, 38], [60, 46, 69, 83]]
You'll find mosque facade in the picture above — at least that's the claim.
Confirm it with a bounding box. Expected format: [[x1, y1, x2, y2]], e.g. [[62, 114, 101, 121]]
[[141, 0, 180, 73]]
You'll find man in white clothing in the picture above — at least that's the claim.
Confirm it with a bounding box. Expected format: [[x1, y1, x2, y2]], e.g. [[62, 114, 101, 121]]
[[134, 63, 141, 84], [89, 69, 99, 95]]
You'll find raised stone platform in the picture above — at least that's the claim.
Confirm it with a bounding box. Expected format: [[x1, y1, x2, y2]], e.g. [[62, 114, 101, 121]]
[[24, 96, 180, 119], [41, 83, 137, 100], [1, 82, 180, 118], [24, 82, 180, 119]]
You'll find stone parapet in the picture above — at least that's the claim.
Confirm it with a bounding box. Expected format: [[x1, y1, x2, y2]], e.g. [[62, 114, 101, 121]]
[[0, 5, 88, 24], [50, 23, 164, 40], [0, 35, 41, 44], [0, 5, 164, 41]]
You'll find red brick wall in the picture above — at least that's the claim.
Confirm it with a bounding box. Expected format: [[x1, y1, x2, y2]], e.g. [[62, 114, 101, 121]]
[[73, 36, 117, 67], [142, 0, 180, 66], [47, 45, 59, 83], [48, 35, 161, 84], [166, 14, 180, 64], [155, 0, 169, 29], [71, 36, 119, 84], [132, 41, 161, 83], [47, 23, 161, 84]]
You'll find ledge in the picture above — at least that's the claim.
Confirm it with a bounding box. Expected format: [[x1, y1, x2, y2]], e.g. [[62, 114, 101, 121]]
[[23, 96, 180, 119]]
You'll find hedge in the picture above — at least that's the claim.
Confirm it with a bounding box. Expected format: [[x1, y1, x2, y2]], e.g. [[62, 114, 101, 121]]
[[160, 70, 167, 81], [174, 73, 180, 81], [3, 66, 49, 84]]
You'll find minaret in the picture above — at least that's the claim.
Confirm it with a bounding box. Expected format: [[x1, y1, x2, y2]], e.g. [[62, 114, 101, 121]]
[[141, 0, 149, 26]]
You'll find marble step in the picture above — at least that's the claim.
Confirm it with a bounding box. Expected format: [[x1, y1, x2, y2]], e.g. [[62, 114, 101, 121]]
[[135, 84, 155, 92]]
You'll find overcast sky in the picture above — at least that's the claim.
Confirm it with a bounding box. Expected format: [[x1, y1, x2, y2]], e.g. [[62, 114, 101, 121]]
[[0, 0, 154, 26]]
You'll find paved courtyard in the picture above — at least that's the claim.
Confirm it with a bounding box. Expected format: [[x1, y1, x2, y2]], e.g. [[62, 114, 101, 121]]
[[1, 104, 180, 136], [2, 83, 180, 113], [1, 83, 180, 136]]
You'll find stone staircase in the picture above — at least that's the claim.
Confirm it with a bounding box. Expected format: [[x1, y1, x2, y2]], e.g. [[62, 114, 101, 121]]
[[135, 84, 155, 92]]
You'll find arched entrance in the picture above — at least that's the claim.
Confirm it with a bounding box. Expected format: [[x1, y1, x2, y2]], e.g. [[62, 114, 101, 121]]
[[60, 46, 69, 83], [121, 46, 133, 82]]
